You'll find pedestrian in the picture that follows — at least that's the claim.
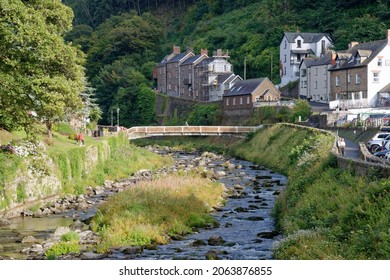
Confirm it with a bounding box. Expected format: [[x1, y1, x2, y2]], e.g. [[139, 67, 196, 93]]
[[79, 132, 84, 146], [75, 133, 79, 145], [338, 138, 346, 156]]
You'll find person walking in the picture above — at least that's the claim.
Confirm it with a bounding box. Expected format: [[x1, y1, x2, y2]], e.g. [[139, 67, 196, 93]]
[[338, 138, 346, 156]]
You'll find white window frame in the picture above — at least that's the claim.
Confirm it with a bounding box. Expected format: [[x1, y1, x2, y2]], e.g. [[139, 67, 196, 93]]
[[240, 97, 243, 105], [378, 58, 383, 67], [355, 74, 361, 84], [336, 76, 340, 86], [373, 72, 380, 82]]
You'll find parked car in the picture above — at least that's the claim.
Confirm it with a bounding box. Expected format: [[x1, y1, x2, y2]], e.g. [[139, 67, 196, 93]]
[[367, 133, 390, 152], [373, 148, 389, 158]]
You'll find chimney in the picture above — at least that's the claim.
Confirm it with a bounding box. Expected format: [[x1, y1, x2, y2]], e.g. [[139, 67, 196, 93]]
[[216, 49, 222, 57], [200, 49, 208, 56], [186, 46, 193, 53], [387, 29, 390, 46], [173, 45, 181, 54], [348, 41, 359, 50], [331, 51, 336, 65]]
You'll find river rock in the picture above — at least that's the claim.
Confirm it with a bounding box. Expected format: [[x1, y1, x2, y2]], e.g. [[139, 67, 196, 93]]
[[0, 219, 10, 227], [53, 226, 70, 238], [256, 231, 279, 239], [21, 210, 34, 217], [208, 235, 225, 246], [191, 240, 207, 247], [93, 187, 105, 195], [205, 250, 220, 260], [80, 252, 107, 260], [21, 236, 37, 244]]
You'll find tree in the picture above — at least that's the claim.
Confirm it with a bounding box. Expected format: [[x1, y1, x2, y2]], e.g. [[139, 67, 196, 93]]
[[0, 0, 86, 141], [290, 99, 312, 123]]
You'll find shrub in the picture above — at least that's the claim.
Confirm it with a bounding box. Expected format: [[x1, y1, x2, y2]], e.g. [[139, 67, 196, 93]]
[[45, 241, 80, 259]]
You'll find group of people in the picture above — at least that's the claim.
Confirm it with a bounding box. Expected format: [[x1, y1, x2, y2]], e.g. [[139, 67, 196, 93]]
[[337, 137, 346, 156]]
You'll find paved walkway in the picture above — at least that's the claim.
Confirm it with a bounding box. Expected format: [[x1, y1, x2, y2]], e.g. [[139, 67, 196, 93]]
[[343, 138, 360, 159]]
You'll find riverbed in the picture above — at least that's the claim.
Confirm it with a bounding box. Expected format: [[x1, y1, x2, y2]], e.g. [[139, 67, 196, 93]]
[[0, 148, 286, 260]]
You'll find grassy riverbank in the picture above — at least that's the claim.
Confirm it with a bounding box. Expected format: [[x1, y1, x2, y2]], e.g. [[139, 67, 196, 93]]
[[134, 124, 390, 259], [91, 173, 226, 253], [0, 130, 172, 212]]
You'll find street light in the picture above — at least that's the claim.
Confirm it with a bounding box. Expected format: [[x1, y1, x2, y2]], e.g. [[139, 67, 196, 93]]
[[117, 108, 120, 128]]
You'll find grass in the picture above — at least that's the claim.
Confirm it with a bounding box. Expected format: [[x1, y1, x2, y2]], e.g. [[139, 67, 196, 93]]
[[90, 173, 226, 252]]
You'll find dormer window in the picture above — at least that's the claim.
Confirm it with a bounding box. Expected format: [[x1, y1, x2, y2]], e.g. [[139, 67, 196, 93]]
[[355, 55, 361, 64], [297, 40, 302, 48]]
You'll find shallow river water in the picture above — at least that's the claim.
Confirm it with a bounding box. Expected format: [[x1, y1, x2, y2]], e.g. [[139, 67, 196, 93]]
[[0, 150, 286, 260]]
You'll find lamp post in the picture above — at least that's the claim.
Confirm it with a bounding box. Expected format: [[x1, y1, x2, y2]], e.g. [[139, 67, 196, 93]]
[[111, 109, 113, 126], [117, 108, 120, 129]]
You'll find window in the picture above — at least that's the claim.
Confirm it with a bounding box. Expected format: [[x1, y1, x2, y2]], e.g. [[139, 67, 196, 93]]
[[233, 98, 236, 105], [284, 54, 286, 63], [336, 76, 340, 86], [284, 67, 286, 75], [348, 75, 351, 83], [168, 84, 171, 89], [355, 55, 361, 64], [355, 74, 361, 84], [297, 40, 301, 48], [315, 81, 318, 89], [297, 54, 301, 62], [304, 81, 307, 88], [373, 72, 380, 82], [240, 97, 243, 105], [247, 96, 250, 104], [378, 58, 383, 67], [301, 69, 307, 77], [226, 99, 229, 106], [284, 40, 287, 49]]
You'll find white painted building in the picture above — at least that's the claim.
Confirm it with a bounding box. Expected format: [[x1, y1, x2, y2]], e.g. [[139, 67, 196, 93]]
[[329, 30, 390, 109], [279, 32, 334, 87]]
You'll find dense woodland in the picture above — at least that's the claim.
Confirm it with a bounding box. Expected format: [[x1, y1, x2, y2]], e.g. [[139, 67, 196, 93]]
[[2, 1, 390, 130], [62, 0, 390, 126]]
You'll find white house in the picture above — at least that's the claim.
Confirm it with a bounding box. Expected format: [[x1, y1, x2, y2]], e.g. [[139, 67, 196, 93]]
[[329, 30, 390, 109], [298, 57, 318, 99], [279, 32, 334, 87]]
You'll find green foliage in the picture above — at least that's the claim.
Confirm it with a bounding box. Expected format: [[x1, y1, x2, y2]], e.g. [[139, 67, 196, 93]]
[[0, 1, 86, 139], [60, 231, 80, 242], [53, 122, 74, 135], [187, 104, 221, 125], [290, 99, 312, 123], [45, 241, 80, 259]]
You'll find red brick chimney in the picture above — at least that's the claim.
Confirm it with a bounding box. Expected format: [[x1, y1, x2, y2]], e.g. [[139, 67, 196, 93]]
[[173, 45, 181, 54], [331, 51, 336, 65], [200, 49, 208, 56]]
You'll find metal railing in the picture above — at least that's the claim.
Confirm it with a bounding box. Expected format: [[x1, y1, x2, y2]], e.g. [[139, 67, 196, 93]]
[[127, 125, 261, 139]]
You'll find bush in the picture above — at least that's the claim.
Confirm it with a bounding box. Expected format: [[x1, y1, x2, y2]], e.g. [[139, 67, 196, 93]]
[[45, 241, 80, 259]]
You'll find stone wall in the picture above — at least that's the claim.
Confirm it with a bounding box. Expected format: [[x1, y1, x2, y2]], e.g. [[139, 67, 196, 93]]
[[0, 140, 112, 219]]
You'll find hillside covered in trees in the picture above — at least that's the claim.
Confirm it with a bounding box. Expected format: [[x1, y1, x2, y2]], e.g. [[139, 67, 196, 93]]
[[63, 0, 390, 125]]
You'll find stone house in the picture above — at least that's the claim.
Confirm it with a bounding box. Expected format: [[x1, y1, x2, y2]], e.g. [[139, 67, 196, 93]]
[[329, 30, 390, 109], [155, 47, 238, 102], [279, 32, 334, 87], [223, 78, 281, 115]]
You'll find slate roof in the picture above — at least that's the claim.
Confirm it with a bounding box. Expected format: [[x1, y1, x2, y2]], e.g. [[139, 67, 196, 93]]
[[157, 55, 168, 67], [217, 73, 234, 84], [300, 57, 319, 68], [379, 83, 390, 93], [311, 52, 333, 66], [181, 54, 205, 65], [284, 32, 332, 43], [330, 39, 387, 71], [168, 52, 193, 63], [224, 78, 266, 97]]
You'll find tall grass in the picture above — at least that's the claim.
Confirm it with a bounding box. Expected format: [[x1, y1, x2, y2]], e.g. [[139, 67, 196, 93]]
[[91, 174, 226, 252]]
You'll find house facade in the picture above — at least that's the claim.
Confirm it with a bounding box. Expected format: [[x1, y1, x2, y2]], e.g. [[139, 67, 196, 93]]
[[329, 30, 390, 109], [280, 32, 334, 87], [223, 78, 281, 113], [299, 52, 335, 103], [155, 47, 238, 102]]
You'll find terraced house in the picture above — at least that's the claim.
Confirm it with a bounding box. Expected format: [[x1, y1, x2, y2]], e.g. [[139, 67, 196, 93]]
[[329, 30, 390, 109], [155, 46, 240, 101]]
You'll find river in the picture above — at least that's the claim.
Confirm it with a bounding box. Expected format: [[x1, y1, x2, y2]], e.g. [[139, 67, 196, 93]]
[[0, 149, 286, 260]]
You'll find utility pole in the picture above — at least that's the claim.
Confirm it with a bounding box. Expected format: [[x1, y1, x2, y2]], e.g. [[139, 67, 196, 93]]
[[270, 53, 273, 82], [117, 108, 120, 128], [244, 56, 247, 80]]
